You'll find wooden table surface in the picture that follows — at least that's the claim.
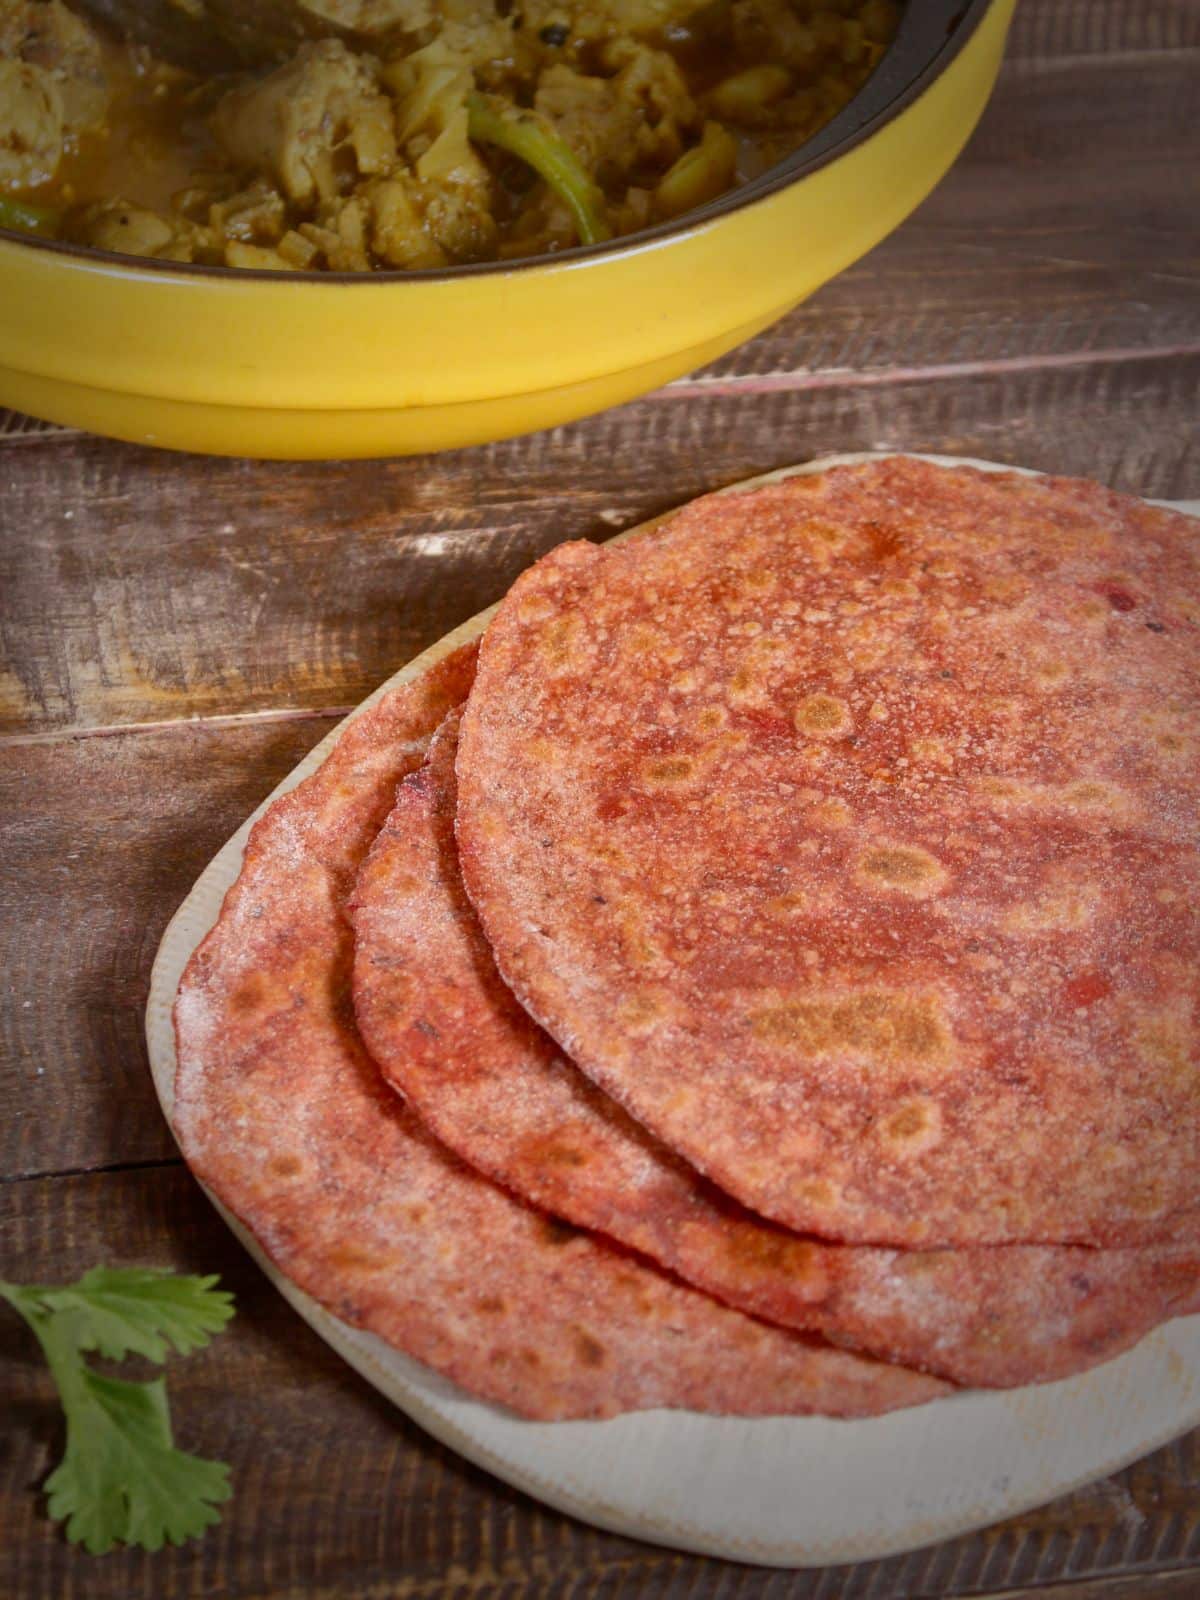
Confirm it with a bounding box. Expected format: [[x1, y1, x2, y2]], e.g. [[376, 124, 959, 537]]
[[3, 2, 1199, 1595]]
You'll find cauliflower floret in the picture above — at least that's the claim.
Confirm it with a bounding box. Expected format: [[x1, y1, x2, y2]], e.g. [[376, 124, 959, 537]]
[[419, 171, 496, 259], [533, 65, 642, 182], [69, 199, 212, 262], [299, 162, 493, 270], [518, 0, 702, 45], [603, 40, 698, 167], [364, 173, 447, 267], [731, 0, 877, 74], [0, 0, 107, 135], [533, 44, 696, 188], [414, 0, 523, 71], [0, 59, 61, 189], [208, 179, 288, 244], [224, 241, 292, 269], [0, 0, 107, 190], [211, 39, 398, 207], [302, 0, 437, 32]]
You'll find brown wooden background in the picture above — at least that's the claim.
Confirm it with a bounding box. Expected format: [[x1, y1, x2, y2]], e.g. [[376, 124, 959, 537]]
[[3, 1, 1199, 1595]]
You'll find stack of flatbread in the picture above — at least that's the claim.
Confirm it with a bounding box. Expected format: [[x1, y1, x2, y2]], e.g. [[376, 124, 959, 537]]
[[173, 457, 1200, 1420]]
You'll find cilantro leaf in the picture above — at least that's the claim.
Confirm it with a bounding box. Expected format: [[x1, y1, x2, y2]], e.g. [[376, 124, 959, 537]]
[[33, 1267, 235, 1362], [0, 1269, 234, 1554], [44, 1369, 231, 1554]]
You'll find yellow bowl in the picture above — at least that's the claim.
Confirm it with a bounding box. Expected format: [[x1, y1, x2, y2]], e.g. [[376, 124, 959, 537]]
[[0, 0, 1015, 459]]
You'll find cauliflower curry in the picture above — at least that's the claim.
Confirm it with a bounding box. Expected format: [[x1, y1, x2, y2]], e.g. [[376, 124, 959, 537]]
[[0, 0, 900, 270]]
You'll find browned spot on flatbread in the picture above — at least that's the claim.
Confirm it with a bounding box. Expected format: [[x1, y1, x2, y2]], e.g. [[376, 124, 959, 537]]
[[742, 567, 777, 593], [617, 990, 667, 1031], [328, 1245, 393, 1274], [794, 1179, 836, 1210], [1126, 1180, 1167, 1219], [856, 844, 947, 897], [765, 891, 807, 920], [643, 754, 696, 786], [1138, 1012, 1197, 1095], [721, 1225, 824, 1284], [382, 871, 422, 899], [539, 614, 589, 674], [879, 1097, 944, 1155], [230, 973, 267, 1014], [573, 1329, 607, 1368], [751, 992, 950, 1070], [795, 692, 853, 738], [1063, 780, 1131, 816], [527, 1138, 590, 1170]]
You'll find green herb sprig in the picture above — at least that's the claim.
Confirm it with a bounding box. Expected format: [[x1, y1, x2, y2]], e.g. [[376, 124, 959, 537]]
[[0, 195, 62, 237], [1, 1267, 235, 1554], [466, 93, 612, 246]]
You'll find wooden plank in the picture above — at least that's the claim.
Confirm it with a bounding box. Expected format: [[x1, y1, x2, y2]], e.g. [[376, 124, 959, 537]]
[[2, 1165, 1198, 1600], [2, 349, 1197, 740], [0, 717, 340, 1180], [1006, 0, 1200, 60], [985, 1576, 1200, 1600]]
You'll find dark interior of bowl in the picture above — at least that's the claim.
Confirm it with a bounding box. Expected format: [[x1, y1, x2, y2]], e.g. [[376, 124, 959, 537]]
[[733, 0, 990, 204], [0, 0, 997, 280]]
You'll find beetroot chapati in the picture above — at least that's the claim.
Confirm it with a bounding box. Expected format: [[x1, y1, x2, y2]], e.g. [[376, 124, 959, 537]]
[[352, 704, 1200, 1387], [456, 458, 1200, 1249], [172, 642, 945, 1421]]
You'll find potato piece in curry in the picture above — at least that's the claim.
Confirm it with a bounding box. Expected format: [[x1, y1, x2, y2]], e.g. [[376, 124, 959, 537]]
[[0, 0, 901, 269]]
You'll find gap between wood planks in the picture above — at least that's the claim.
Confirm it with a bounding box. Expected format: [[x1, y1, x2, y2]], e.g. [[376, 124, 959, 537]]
[[663, 342, 1200, 402], [0, 1154, 181, 1186], [2, 339, 1198, 451], [0, 704, 354, 749], [1008, 44, 1200, 72]]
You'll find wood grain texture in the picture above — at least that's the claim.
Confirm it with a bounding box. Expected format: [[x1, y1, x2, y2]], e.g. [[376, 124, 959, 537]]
[[1006, 0, 1200, 58], [1, 351, 1197, 738], [3, 1166, 1198, 1600], [0, 718, 340, 1180]]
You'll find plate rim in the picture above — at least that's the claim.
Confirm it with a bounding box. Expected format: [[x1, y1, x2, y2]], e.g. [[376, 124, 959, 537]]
[[145, 451, 1200, 1568]]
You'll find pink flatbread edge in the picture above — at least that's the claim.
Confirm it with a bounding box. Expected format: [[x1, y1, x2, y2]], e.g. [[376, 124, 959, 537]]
[[172, 642, 946, 1421]]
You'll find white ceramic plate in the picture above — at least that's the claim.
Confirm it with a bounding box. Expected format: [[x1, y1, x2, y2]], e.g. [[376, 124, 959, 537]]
[[145, 454, 1200, 1569]]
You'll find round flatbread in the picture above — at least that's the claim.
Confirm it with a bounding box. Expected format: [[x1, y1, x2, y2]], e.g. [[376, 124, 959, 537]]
[[456, 458, 1200, 1249], [352, 704, 1200, 1387], [173, 642, 944, 1421]]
